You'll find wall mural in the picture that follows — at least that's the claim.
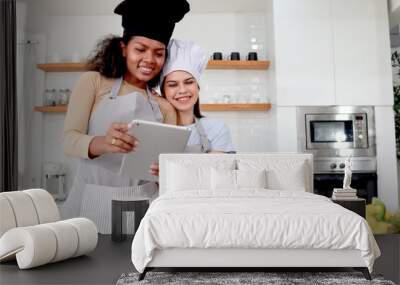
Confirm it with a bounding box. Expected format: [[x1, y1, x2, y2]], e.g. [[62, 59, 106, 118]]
[[393, 47, 400, 158]]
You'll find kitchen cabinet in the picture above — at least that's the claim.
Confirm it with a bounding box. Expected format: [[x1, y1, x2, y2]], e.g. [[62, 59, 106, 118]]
[[332, 0, 393, 106], [273, 0, 393, 106], [273, 0, 335, 106]]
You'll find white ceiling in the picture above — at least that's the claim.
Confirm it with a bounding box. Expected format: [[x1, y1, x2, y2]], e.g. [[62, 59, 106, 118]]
[[20, 0, 267, 16]]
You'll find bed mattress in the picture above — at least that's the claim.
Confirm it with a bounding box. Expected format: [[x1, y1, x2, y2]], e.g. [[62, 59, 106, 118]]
[[131, 190, 380, 273]]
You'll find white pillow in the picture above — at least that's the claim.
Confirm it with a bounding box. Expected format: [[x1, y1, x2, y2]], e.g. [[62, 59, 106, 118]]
[[166, 160, 235, 192], [267, 163, 306, 191], [211, 169, 268, 190], [211, 168, 236, 190], [237, 169, 267, 188], [238, 159, 308, 191], [167, 163, 210, 191]]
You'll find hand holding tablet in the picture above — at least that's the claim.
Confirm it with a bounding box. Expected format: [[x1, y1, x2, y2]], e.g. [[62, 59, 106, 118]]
[[119, 120, 191, 181]]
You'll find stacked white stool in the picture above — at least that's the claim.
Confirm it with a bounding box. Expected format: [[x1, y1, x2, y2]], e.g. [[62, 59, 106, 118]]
[[0, 189, 98, 269]]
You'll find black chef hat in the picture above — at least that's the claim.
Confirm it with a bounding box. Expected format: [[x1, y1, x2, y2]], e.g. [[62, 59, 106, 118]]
[[114, 0, 190, 46]]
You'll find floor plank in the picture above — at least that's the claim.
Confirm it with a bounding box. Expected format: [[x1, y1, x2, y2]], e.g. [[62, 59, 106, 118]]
[[1, 234, 398, 285], [0, 234, 133, 285]]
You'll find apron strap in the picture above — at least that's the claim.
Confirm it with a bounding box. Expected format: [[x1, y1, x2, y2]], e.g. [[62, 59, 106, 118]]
[[146, 87, 164, 122], [109, 77, 123, 99], [195, 118, 211, 153], [109, 78, 163, 121]]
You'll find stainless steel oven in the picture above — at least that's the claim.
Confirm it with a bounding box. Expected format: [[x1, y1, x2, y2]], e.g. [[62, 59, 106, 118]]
[[297, 106, 377, 202]]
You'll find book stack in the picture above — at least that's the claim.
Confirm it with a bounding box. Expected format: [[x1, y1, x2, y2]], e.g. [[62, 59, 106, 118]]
[[332, 188, 358, 200]]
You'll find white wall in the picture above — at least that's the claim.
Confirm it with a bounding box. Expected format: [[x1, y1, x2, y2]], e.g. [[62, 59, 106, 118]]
[[21, 0, 267, 17], [18, 0, 399, 210], [390, 0, 400, 11], [17, 2, 47, 189], [375, 107, 399, 211], [19, 0, 276, 195]]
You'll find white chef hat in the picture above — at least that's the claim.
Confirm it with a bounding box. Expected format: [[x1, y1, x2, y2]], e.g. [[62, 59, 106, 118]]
[[160, 39, 208, 86]]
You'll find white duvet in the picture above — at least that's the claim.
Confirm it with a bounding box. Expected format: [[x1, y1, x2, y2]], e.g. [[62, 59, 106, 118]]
[[131, 190, 380, 273]]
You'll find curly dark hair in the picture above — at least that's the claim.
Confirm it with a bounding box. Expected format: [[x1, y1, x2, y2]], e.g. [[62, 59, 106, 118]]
[[86, 35, 162, 88]]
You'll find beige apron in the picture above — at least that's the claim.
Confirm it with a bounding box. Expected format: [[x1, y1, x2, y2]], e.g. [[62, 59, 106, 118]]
[[62, 77, 163, 234]]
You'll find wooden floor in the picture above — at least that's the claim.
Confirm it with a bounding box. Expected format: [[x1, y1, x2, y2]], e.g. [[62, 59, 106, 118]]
[[0, 235, 134, 285]]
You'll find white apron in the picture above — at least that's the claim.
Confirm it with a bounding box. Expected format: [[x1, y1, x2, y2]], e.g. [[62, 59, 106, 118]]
[[61, 77, 163, 234], [184, 118, 211, 153]]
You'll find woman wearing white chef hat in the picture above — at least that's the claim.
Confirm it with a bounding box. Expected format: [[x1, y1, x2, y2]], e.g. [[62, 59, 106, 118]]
[[61, 0, 189, 234], [150, 39, 235, 175], [160, 39, 235, 154]]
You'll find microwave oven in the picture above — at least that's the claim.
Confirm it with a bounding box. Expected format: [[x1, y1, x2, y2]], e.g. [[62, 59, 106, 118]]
[[297, 106, 376, 159]]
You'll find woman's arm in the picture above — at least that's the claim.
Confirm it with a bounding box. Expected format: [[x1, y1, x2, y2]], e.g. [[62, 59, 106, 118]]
[[63, 72, 138, 159], [63, 72, 98, 159], [208, 121, 236, 153]]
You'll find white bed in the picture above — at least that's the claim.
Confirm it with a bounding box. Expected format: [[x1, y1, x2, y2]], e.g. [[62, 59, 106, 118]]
[[131, 153, 380, 280]]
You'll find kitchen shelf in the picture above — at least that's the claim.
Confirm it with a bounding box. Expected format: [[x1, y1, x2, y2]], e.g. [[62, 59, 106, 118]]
[[206, 60, 270, 70], [34, 103, 271, 113], [34, 105, 68, 113], [201, 103, 271, 111], [36, 63, 88, 72], [36, 60, 270, 72]]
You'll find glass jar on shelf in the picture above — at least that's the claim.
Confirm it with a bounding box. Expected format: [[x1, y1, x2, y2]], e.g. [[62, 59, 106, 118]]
[[51, 88, 59, 106], [59, 89, 68, 105], [43, 89, 53, 106], [222, 94, 231, 104], [65, 89, 71, 104], [250, 93, 261, 103]]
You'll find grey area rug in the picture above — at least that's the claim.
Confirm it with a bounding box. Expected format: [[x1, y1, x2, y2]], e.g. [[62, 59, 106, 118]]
[[116, 272, 396, 285]]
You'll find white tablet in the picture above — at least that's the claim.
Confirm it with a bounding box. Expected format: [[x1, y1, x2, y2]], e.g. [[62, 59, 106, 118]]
[[119, 120, 191, 182]]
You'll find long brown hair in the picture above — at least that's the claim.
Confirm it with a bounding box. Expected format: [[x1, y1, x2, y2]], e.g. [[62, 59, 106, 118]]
[[160, 81, 204, 119], [193, 97, 204, 119], [86, 35, 162, 88]]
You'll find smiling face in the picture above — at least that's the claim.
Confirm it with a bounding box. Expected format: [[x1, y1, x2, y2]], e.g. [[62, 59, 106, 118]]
[[163, 70, 199, 113], [121, 36, 166, 88]]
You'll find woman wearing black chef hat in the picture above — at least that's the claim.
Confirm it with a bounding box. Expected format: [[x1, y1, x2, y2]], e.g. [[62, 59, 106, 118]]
[[61, 0, 190, 234]]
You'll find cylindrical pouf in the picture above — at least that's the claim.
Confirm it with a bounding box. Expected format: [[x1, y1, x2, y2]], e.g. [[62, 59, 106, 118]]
[[62, 218, 98, 257], [0, 218, 97, 269], [0, 226, 57, 269], [42, 222, 79, 262], [0, 192, 39, 227], [23, 189, 60, 223], [0, 196, 17, 237]]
